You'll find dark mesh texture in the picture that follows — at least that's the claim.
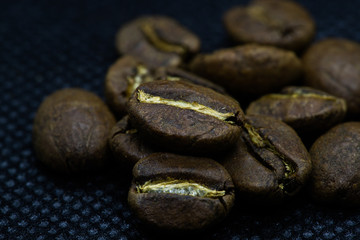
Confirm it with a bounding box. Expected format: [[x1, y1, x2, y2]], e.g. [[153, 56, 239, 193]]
[[1, 0, 360, 239]]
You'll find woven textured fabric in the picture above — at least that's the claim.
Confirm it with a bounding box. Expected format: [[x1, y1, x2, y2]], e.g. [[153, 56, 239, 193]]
[[1, 0, 360, 239]]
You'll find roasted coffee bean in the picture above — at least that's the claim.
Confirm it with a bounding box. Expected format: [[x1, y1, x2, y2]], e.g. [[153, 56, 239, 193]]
[[128, 153, 235, 231], [115, 16, 200, 68], [222, 115, 311, 204], [309, 122, 360, 206], [223, 0, 315, 52], [154, 66, 226, 94], [105, 56, 227, 118], [127, 80, 244, 154], [105, 55, 154, 118], [33, 88, 116, 173], [109, 115, 154, 168], [246, 86, 347, 134], [189, 44, 302, 96], [303, 38, 360, 116]]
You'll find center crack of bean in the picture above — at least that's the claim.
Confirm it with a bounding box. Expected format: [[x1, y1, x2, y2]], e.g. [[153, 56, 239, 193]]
[[137, 179, 226, 198], [243, 123, 296, 192], [137, 90, 236, 124], [141, 23, 186, 55]]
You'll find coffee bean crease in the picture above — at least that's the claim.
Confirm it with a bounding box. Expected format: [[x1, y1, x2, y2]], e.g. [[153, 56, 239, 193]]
[[141, 23, 187, 55], [265, 92, 345, 102], [136, 90, 236, 123], [137, 179, 226, 198], [243, 123, 298, 194], [126, 65, 153, 98]]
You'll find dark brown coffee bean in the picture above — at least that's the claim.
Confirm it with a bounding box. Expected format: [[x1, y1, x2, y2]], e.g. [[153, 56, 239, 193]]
[[128, 153, 235, 231], [310, 122, 360, 206], [309, 122, 360, 206], [222, 115, 311, 204], [105, 56, 227, 118], [127, 80, 244, 154], [189, 44, 302, 96], [115, 16, 200, 68], [246, 86, 347, 133], [223, 0, 315, 52], [303, 38, 360, 116], [109, 115, 154, 168], [33, 88, 116, 173], [154, 66, 227, 94], [104, 55, 154, 118]]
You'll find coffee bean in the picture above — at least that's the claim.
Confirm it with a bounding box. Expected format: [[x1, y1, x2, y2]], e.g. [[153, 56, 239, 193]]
[[128, 153, 235, 230], [33, 88, 116, 173], [189, 44, 302, 97], [105, 55, 154, 118], [303, 38, 360, 116], [309, 122, 360, 206], [115, 16, 200, 68], [109, 115, 154, 168], [246, 86, 347, 134], [105, 56, 226, 118], [154, 66, 227, 94], [222, 115, 311, 204], [223, 0, 315, 52], [127, 80, 244, 154]]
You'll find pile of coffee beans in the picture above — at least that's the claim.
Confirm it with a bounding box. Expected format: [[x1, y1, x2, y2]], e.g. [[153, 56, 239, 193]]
[[32, 0, 360, 232]]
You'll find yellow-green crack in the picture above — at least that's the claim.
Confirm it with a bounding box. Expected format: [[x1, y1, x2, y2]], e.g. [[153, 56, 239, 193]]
[[137, 179, 225, 198], [137, 90, 236, 124], [244, 123, 266, 148], [141, 23, 186, 55], [165, 76, 182, 81], [126, 65, 153, 98], [243, 123, 296, 191], [265, 92, 342, 101]]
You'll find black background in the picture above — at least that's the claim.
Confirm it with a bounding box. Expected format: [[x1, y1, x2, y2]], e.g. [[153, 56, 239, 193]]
[[1, 0, 360, 239]]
